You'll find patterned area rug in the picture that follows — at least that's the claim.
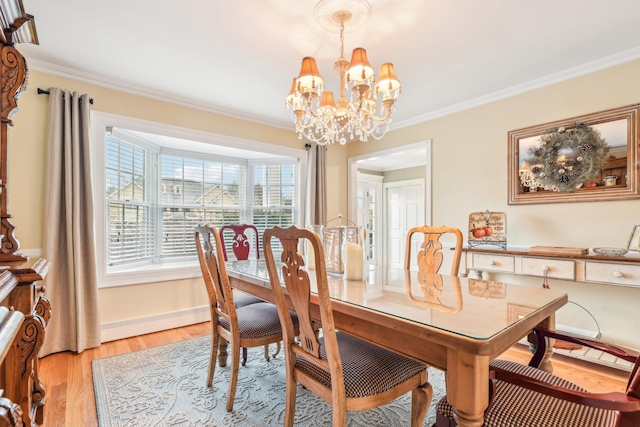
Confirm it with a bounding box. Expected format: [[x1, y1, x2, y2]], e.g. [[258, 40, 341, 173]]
[[92, 336, 446, 427]]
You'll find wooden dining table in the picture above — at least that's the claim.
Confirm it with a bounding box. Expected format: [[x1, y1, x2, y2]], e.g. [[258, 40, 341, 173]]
[[225, 260, 568, 427]]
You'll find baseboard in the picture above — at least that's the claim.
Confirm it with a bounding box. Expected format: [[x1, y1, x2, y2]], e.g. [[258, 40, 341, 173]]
[[100, 305, 210, 343]]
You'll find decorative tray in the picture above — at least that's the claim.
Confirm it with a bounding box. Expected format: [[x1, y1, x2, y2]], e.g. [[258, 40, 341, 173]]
[[592, 247, 628, 257]]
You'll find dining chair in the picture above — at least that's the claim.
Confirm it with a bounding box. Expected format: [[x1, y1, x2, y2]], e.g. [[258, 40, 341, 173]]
[[404, 225, 463, 276], [263, 225, 433, 427], [434, 327, 640, 427], [194, 224, 298, 412], [219, 223, 276, 366], [219, 223, 260, 261]]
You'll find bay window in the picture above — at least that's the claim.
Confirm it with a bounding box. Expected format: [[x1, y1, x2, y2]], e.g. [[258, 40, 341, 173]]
[[93, 112, 305, 287]]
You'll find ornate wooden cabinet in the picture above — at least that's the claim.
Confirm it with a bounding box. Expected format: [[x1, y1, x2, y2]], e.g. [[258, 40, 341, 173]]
[[0, 2, 51, 426]]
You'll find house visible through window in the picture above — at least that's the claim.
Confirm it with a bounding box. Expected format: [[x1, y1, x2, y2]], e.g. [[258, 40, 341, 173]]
[[94, 114, 305, 286]]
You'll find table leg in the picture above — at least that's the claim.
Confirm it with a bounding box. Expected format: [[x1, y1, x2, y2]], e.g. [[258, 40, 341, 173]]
[[537, 314, 556, 372], [446, 350, 489, 427], [218, 338, 229, 367]]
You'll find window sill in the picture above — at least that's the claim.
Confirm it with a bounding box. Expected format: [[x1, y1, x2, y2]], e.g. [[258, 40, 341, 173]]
[[100, 260, 201, 288]]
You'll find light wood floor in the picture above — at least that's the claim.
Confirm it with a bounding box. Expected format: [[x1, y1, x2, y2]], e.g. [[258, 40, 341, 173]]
[[39, 322, 630, 427]]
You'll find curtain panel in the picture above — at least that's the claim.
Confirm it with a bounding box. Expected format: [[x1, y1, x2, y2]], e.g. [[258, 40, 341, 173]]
[[305, 143, 327, 226], [40, 88, 100, 356]]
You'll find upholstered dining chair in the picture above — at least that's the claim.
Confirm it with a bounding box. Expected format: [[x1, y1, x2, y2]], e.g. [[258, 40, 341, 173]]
[[263, 225, 433, 427], [435, 327, 640, 427], [194, 224, 298, 412], [220, 223, 260, 261], [219, 223, 278, 365], [405, 225, 463, 276]]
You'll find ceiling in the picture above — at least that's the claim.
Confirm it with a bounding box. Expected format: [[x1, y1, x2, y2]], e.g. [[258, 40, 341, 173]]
[[18, 0, 640, 138]]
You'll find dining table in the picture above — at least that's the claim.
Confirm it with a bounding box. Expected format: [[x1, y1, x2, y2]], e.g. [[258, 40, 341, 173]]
[[224, 259, 568, 427]]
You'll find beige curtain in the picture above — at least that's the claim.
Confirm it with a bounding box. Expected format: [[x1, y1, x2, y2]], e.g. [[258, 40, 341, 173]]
[[40, 88, 100, 356], [306, 143, 327, 226]]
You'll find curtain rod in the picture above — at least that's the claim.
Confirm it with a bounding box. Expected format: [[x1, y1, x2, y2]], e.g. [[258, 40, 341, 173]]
[[37, 88, 94, 105]]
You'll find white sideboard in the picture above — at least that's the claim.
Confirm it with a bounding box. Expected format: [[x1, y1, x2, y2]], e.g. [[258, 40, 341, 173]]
[[462, 247, 640, 288], [462, 247, 639, 371]]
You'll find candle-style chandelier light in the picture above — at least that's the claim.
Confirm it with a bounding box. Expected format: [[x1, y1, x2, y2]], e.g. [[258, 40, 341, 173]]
[[285, 0, 401, 146]]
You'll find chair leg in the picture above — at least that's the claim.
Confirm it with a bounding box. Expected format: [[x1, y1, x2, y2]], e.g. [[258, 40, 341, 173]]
[[263, 344, 270, 361], [272, 341, 281, 358], [332, 401, 347, 427], [207, 331, 220, 387], [261, 342, 281, 361], [283, 367, 298, 427], [226, 341, 241, 412], [242, 347, 248, 366], [410, 381, 433, 427]]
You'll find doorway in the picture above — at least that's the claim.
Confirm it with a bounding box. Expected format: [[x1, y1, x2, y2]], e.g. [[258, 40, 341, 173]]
[[385, 179, 425, 269], [348, 140, 432, 267]]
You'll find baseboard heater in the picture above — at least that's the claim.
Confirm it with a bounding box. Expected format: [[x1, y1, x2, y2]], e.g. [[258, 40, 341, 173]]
[[555, 323, 600, 339], [100, 305, 210, 343]]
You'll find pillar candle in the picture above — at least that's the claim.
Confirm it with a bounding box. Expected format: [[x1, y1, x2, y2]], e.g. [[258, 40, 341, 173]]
[[343, 241, 363, 280]]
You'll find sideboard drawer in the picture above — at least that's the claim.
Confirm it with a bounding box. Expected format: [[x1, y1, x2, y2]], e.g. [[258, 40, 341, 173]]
[[471, 254, 515, 273], [585, 262, 640, 287], [521, 257, 575, 280]]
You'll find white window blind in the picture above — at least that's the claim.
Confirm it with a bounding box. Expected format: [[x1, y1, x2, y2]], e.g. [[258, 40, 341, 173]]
[[160, 154, 246, 257], [103, 125, 300, 272], [252, 163, 297, 251], [106, 135, 155, 266]]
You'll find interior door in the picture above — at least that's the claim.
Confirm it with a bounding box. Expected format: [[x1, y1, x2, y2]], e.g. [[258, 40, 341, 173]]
[[356, 175, 383, 265], [385, 179, 424, 269]]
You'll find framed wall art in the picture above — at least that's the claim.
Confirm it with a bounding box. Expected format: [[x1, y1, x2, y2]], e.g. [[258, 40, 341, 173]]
[[468, 211, 506, 249], [508, 103, 640, 205]]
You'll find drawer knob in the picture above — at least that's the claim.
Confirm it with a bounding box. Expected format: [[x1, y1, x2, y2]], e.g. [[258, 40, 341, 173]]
[[541, 265, 550, 273], [489, 260, 496, 266], [613, 271, 624, 278]]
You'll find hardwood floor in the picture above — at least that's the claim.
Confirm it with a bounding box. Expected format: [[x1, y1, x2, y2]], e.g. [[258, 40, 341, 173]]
[[39, 323, 630, 426]]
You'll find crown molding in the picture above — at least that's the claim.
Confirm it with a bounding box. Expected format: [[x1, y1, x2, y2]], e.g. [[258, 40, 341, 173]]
[[24, 57, 292, 130], [393, 46, 640, 129], [25, 46, 640, 133]]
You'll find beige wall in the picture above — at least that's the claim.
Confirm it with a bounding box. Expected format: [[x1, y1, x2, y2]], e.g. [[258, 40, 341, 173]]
[[383, 165, 426, 183], [9, 70, 348, 330], [347, 59, 640, 349], [9, 58, 640, 349]]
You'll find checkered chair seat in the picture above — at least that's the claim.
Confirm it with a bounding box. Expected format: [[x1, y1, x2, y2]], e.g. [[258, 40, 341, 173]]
[[219, 302, 298, 340], [296, 331, 427, 398], [435, 359, 618, 427], [234, 291, 263, 308]]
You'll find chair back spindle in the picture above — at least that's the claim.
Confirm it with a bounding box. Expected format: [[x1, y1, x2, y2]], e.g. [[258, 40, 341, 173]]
[[220, 224, 260, 261], [405, 225, 463, 276]]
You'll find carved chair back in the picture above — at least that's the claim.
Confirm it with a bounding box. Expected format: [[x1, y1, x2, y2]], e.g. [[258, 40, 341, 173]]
[[220, 224, 260, 261], [194, 224, 238, 330], [405, 225, 463, 276], [263, 225, 346, 396]]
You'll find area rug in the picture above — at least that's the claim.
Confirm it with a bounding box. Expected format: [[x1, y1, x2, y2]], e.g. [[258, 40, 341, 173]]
[[92, 336, 446, 427]]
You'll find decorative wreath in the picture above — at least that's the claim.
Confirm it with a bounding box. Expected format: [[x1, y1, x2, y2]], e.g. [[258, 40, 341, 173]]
[[525, 123, 609, 193]]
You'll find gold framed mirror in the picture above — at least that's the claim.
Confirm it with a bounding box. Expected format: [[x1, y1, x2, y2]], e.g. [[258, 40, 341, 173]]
[[508, 103, 640, 205]]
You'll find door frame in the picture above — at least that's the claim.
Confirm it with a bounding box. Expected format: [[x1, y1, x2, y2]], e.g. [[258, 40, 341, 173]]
[[356, 172, 384, 265], [347, 140, 432, 227]]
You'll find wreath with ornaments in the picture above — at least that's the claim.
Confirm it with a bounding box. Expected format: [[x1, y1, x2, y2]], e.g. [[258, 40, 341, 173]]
[[525, 123, 609, 193]]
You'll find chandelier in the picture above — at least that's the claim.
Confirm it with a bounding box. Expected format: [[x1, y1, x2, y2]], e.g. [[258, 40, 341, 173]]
[[285, 0, 401, 146]]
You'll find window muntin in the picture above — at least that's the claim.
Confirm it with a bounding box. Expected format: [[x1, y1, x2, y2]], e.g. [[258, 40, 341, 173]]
[[106, 135, 155, 265], [104, 130, 299, 271], [160, 155, 246, 258]]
